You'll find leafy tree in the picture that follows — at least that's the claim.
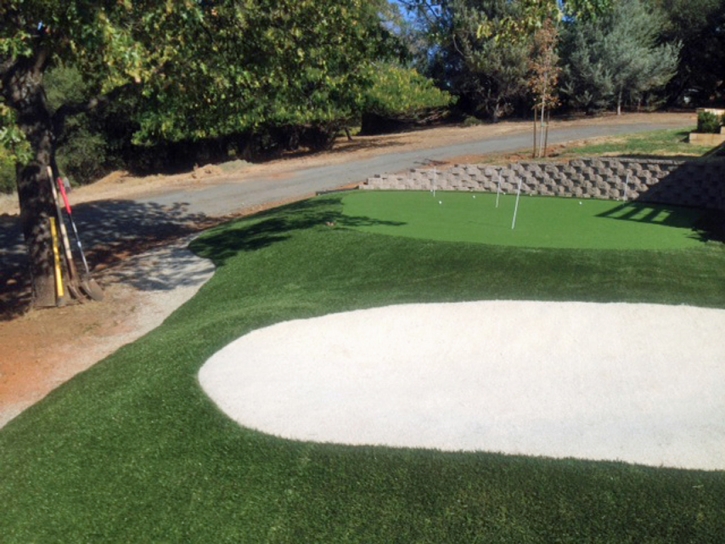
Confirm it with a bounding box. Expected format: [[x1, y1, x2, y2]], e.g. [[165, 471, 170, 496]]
[[361, 63, 453, 133], [397, 0, 613, 120], [44, 64, 121, 185], [605, 0, 680, 114], [560, 0, 680, 114], [652, 0, 725, 105], [0, 144, 15, 193], [452, 0, 532, 121], [135, 1, 393, 147], [529, 18, 561, 158], [0, 0, 399, 307]]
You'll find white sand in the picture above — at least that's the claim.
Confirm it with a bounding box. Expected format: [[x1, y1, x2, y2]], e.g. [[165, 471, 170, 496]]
[[199, 301, 725, 471]]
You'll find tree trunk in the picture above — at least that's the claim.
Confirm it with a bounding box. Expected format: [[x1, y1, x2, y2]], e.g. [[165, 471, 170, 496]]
[[538, 72, 548, 159], [4, 53, 58, 307], [617, 89, 623, 116]]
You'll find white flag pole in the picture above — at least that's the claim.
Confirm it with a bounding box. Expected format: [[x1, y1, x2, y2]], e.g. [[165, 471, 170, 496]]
[[496, 173, 502, 208], [511, 177, 523, 230]]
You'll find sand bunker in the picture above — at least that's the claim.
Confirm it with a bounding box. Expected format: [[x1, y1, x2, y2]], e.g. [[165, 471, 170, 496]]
[[199, 301, 725, 471]]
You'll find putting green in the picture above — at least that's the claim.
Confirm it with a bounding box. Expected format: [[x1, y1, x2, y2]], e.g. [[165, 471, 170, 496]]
[[341, 191, 708, 250]]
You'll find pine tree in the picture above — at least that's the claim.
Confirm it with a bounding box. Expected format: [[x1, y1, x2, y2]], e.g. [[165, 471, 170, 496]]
[[561, 0, 680, 114]]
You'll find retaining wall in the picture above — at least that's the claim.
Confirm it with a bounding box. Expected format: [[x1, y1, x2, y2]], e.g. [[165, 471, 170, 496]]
[[362, 157, 725, 212]]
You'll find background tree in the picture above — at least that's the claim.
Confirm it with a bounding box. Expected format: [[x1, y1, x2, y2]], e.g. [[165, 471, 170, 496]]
[[360, 63, 453, 134], [605, 0, 680, 114], [560, 0, 680, 114], [529, 18, 561, 158], [453, 0, 531, 121], [559, 19, 615, 113], [397, 0, 531, 121], [653, 0, 725, 106]]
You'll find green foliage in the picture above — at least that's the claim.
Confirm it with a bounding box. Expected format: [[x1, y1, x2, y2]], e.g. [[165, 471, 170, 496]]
[[0, 105, 31, 165], [0, 144, 16, 194], [364, 64, 453, 120], [3, 1, 401, 155], [44, 64, 117, 185], [697, 111, 721, 134], [453, 0, 533, 120], [561, 0, 680, 113], [133, 0, 394, 144], [655, 0, 725, 105], [401, 0, 614, 118], [56, 121, 109, 185]]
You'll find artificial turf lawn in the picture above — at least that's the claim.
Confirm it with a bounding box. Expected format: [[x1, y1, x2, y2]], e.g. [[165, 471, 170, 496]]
[[341, 190, 711, 250], [1, 196, 724, 542]]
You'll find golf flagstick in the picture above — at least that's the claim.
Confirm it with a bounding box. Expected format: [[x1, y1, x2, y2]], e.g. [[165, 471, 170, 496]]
[[496, 173, 502, 208], [511, 177, 523, 229]]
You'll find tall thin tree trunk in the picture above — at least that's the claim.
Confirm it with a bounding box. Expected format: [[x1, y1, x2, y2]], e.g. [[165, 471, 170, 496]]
[[617, 89, 623, 116], [537, 72, 548, 158], [532, 110, 537, 158]]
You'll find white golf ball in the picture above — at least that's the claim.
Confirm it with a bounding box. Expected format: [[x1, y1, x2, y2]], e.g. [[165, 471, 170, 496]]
[[439, 200, 442, 205], [579, 201, 582, 205]]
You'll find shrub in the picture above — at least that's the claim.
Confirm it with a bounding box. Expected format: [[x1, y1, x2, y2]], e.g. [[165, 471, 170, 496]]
[[0, 145, 16, 194], [56, 118, 109, 186], [696, 110, 720, 133], [463, 115, 483, 127]]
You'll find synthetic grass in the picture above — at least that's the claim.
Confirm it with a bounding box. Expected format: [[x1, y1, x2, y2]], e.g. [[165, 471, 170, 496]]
[[1, 196, 724, 542], [341, 190, 712, 250]]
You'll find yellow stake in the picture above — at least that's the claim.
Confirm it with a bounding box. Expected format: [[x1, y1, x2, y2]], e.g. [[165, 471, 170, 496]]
[[49, 216, 65, 302]]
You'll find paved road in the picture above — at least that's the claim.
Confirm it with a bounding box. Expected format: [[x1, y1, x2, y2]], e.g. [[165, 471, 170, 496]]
[[139, 118, 692, 217]]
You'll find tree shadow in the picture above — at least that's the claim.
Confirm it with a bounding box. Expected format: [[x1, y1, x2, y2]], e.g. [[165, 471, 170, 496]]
[[0, 213, 30, 320], [0, 199, 220, 320], [595, 158, 725, 244], [191, 197, 405, 266], [596, 202, 725, 244]]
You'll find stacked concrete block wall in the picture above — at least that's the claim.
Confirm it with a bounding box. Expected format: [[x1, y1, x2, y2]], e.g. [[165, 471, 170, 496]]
[[363, 157, 725, 212]]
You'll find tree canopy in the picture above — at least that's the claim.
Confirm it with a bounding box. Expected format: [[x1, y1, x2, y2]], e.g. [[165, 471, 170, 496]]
[[1, 0, 443, 308]]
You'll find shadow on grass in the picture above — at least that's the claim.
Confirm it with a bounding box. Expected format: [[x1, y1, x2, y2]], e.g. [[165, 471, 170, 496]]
[[596, 202, 725, 244], [192, 197, 405, 266]]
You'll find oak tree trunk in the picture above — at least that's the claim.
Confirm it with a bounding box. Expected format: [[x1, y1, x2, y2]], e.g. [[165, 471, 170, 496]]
[[4, 53, 58, 307]]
